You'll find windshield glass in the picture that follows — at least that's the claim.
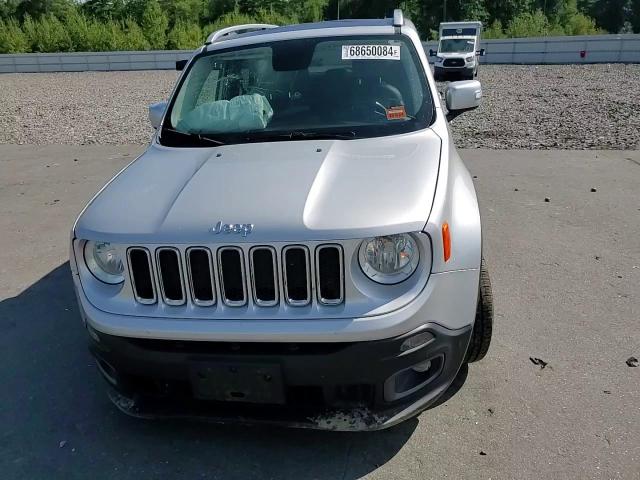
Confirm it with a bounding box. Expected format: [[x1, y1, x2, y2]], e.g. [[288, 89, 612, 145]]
[[439, 39, 475, 53], [160, 35, 433, 147]]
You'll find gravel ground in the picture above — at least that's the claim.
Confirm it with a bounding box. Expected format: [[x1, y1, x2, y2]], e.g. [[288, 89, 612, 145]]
[[1, 64, 639, 149], [452, 64, 640, 149]]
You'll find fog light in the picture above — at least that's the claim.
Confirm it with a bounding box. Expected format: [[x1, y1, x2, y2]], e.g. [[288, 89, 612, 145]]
[[412, 360, 432, 373], [384, 355, 444, 402], [400, 332, 434, 352]]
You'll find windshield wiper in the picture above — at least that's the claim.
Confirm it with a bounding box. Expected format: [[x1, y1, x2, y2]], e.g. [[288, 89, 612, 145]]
[[162, 127, 226, 146], [251, 131, 361, 142]]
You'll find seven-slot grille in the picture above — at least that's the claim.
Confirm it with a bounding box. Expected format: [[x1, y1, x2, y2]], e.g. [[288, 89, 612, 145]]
[[127, 245, 344, 308]]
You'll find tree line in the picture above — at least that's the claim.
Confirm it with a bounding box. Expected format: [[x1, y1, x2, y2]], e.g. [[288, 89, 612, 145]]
[[0, 0, 638, 54]]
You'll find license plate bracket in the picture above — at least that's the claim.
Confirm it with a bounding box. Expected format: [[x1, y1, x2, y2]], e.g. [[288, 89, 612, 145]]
[[190, 362, 285, 405]]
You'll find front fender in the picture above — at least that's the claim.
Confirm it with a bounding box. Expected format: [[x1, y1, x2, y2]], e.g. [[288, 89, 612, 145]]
[[424, 129, 481, 273]]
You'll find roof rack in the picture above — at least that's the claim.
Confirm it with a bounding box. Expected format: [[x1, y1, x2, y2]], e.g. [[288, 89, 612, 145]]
[[392, 9, 404, 27], [205, 24, 278, 45]]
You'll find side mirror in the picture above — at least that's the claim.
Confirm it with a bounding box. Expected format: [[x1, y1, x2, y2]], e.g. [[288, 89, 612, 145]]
[[445, 80, 482, 121], [429, 49, 436, 57], [477, 48, 486, 57], [176, 59, 188, 71], [148, 101, 167, 129]]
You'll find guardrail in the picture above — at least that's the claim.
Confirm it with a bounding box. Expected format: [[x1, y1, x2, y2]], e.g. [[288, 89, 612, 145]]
[[0, 34, 638, 73], [0, 50, 193, 73]]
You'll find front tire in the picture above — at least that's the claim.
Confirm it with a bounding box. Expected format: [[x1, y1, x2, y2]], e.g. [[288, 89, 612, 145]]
[[465, 259, 493, 363]]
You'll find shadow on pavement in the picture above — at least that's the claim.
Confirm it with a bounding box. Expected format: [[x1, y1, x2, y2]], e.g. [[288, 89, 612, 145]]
[[0, 263, 420, 480], [427, 363, 468, 411]]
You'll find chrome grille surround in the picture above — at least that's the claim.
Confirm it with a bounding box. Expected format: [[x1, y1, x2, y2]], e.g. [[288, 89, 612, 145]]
[[155, 247, 186, 306], [185, 247, 216, 307], [127, 247, 157, 305], [315, 244, 344, 306], [281, 245, 312, 307], [125, 243, 347, 310], [249, 246, 279, 307], [217, 246, 248, 307]]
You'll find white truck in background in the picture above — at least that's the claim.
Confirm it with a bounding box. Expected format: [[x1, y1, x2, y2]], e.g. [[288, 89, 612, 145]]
[[430, 21, 485, 81]]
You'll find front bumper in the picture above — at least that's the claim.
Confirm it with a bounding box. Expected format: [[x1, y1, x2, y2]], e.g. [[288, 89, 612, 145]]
[[90, 323, 472, 431], [434, 65, 475, 75]]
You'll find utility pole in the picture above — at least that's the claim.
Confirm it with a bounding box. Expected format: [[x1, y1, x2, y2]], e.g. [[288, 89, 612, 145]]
[[443, 0, 447, 22], [337, 0, 340, 20]]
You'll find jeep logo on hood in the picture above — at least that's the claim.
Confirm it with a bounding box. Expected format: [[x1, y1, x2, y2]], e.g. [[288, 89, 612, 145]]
[[213, 221, 254, 237]]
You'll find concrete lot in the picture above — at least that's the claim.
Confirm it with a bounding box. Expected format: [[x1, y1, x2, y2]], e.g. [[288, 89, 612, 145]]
[[0, 145, 638, 479]]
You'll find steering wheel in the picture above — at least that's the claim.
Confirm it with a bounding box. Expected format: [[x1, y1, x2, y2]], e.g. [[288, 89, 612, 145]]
[[366, 83, 406, 121]]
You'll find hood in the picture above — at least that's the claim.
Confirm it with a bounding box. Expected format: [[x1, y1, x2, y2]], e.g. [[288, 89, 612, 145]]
[[75, 130, 442, 244], [437, 51, 472, 59]]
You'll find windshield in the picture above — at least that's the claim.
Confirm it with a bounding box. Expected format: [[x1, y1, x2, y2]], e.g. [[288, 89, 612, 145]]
[[439, 39, 475, 53], [160, 35, 433, 147]]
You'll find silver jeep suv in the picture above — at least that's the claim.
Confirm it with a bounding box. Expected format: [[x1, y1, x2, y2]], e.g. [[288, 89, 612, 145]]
[[70, 10, 493, 430]]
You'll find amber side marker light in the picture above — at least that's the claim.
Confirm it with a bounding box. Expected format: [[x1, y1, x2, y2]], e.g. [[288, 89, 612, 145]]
[[442, 222, 451, 262]]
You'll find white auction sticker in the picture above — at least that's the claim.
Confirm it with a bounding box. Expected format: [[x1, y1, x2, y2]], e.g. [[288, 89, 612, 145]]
[[341, 45, 401, 60]]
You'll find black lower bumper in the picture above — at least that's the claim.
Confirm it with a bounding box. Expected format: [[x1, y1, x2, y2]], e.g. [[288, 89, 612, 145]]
[[434, 65, 475, 79], [89, 323, 472, 431]]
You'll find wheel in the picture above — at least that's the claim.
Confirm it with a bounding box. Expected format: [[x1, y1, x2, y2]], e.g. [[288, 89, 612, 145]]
[[465, 258, 493, 363]]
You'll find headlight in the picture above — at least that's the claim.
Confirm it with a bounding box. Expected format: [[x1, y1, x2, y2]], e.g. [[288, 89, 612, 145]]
[[84, 241, 125, 284], [465, 55, 474, 62], [358, 234, 420, 284], [435, 56, 444, 63]]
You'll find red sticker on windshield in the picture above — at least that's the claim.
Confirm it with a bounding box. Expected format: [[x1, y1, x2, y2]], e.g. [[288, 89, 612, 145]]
[[386, 105, 407, 120]]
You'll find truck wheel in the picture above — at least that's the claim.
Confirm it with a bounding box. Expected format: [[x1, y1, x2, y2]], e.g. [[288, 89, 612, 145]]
[[465, 259, 493, 363]]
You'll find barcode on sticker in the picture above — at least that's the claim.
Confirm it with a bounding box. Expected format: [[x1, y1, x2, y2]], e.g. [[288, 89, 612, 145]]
[[342, 45, 400, 60]]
